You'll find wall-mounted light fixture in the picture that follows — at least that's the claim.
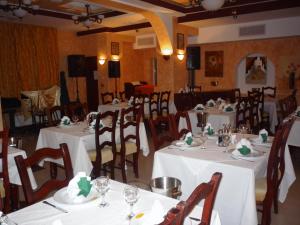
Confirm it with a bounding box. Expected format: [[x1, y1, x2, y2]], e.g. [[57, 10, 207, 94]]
[[162, 48, 173, 60], [177, 50, 185, 61], [111, 55, 120, 61], [98, 58, 106, 65]]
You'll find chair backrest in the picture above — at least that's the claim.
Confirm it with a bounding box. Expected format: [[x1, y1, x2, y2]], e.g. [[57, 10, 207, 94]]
[[149, 92, 160, 119], [279, 91, 298, 119], [46, 105, 63, 126], [14, 143, 74, 205], [94, 110, 118, 166], [149, 115, 176, 151], [160, 172, 222, 225], [262, 86, 276, 98], [235, 98, 246, 129], [101, 92, 114, 104], [68, 102, 88, 121], [120, 106, 142, 154], [248, 95, 260, 134], [173, 111, 192, 139], [133, 94, 146, 120], [0, 129, 10, 213], [160, 91, 171, 116], [234, 88, 241, 101]]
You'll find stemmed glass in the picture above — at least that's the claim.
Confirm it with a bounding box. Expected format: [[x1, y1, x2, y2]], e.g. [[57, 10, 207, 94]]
[[123, 185, 139, 220], [72, 115, 79, 125], [94, 176, 110, 207]]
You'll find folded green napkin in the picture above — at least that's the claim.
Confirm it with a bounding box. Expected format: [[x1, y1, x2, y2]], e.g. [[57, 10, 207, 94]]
[[63, 120, 70, 125], [297, 111, 300, 117], [207, 127, 214, 136], [77, 177, 92, 197], [197, 106, 204, 110], [208, 102, 214, 107], [225, 106, 233, 112], [185, 136, 193, 145], [260, 133, 268, 143], [238, 145, 251, 155]]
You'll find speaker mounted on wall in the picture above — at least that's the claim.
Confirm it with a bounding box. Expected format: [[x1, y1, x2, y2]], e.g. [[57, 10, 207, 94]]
[[68, 55, 86, 77], [108, 61, 120, 78], [186, 46, 200, 70]]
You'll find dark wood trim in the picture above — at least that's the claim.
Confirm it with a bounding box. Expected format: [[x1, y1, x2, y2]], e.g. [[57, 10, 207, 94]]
[[178, 0, 300, 23], [102, 11, 126, 18], [77, 22, 152, 36], [138, 0, 185, 13]]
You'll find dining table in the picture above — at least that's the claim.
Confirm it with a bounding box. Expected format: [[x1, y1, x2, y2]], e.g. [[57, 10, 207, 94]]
[[152, 133, 296, 225], [7, 179, 222, 225], [179, 107, 236, 133], [286, 113, 300, 148], [98, 101, 150, 116], [36, 121, 150, 175]]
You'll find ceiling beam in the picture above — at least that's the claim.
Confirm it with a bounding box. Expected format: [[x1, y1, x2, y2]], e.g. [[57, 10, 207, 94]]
[[137, 0, 185, 13], [77, 22, 152, 36], [178, 0, 300, 23]]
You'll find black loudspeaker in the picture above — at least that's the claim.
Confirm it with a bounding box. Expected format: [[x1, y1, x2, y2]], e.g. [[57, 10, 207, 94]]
[[68, 55, 86, 77], [108, 61, 120, 78], [186, 46, 200, 70]]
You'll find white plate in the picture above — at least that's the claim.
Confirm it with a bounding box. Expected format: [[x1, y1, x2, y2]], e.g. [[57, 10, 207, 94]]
[[131, 211, 164, 225], [53, 187, 98, 205], [232, 150, 264, 161], [172, 138, 203, 148], [249, 137, 272, 147]]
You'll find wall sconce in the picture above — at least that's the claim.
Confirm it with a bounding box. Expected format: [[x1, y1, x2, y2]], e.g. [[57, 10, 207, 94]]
[[162, 48, 173, 60], [177, 53, 184, 61], [111, 55, 120, 61], [98, 58, 106, 65]]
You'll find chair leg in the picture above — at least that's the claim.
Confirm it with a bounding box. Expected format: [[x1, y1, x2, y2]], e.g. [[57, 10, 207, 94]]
[[121, 155, 127, 183], [10, 184, 19, 211], [110, 161, 115, 179], [133, 153, 139, 178]]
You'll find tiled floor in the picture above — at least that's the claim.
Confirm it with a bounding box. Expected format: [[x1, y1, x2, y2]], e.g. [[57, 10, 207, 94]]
[[15, 127, 300, 225]]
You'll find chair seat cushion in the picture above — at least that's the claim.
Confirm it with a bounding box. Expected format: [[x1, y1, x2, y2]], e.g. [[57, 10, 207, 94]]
[[116, 142, 137, 155], [88, 147, 114, 164], [255, 178, 267, 202]]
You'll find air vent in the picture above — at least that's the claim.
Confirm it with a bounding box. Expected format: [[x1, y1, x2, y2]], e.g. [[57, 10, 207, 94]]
[[133, 34, 156, 49], [239, 24, 265, 36]]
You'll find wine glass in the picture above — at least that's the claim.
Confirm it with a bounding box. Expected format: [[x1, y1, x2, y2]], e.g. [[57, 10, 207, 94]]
[[123, 185, 139, 220], [94, 176, 110, 207], [72, 115, 79, 125]]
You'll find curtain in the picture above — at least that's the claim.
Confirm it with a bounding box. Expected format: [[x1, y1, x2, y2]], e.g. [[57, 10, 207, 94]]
[[0, 21, 59, 98]]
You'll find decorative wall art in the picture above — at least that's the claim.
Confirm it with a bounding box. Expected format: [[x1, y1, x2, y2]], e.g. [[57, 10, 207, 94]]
[[111, 42, 120, 55], [245, 56, 267, 84], [177, 33, 184, 50], [205, 51, 224, 77]]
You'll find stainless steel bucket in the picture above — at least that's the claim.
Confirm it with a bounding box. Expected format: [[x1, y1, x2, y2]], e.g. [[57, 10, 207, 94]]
[[150, 177, 182, 199]]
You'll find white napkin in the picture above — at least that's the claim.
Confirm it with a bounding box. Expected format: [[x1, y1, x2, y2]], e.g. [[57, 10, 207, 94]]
[[259, 129, 268, 143], [194, 103, 205, 111], [67, 172, 92, 203], [128, 96, 134, 106], [217, 97, 225, 104], [86, 112, 98, 122], [232, 138, 254, 156], [140, 200, 165, 225], [112, 98, 120, 104], [206, 99, 216, 107], [204, 123, 214, 135], [60, 116, 71, 125], [223, 104, 234, 112], [144, 97, 149, 103]]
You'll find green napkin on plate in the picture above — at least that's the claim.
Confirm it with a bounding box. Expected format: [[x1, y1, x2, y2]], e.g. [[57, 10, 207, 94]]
[[238, 145, 251, 155], [260, 133, 268, 143], [225, 106, 233, 112], [297, 111, 300, 117], [207, 127, 214, 136], [77, 177, 92, 197], [184, 132, 193, 145]]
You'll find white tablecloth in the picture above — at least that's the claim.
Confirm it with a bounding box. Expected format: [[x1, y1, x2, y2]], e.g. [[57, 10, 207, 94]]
[[98, 102, 150, 116], [179, 109, 236, 134], [286, 117, 300, 147], [0, 146, 37, 189], [152, 135, 295, 225], [8, 180, 221, 225], [36, 122, 150, 175]]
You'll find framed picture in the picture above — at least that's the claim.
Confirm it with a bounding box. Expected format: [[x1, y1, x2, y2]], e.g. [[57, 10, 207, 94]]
[[111, 42, 120, 55], [245, 56, 267, 84], [205, 51, 224, 77], [177, 33, 184, 50]]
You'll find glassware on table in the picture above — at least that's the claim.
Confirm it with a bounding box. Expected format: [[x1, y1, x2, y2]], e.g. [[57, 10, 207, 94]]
[[196, 111, 207, 136], [94, 176, 110, 207], [123, 185, 140, 220], [72, 115, 79, 124]]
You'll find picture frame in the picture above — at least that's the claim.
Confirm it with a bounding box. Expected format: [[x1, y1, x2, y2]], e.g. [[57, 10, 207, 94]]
[[111, 42, 120, 55], [205, 51, 224, 77], [177, 33, 184, 50]]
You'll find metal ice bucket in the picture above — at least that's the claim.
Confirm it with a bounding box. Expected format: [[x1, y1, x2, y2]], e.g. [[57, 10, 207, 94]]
[[150, 177, 182, 199]]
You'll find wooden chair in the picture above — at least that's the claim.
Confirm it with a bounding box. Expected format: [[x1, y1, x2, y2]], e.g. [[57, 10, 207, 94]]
[[160, 91, 171, 116], [67, 102, 88, 121], [133, 94, 146, 120], [262, 86, 276, 98], [46, 105, 63, 126], [149, 115, 175, 151], [0, 129, 10, 213], [234, 88, 241, 101], [101, 92, 114, 104], [235, 98, 246, 129], [248, 95, 261, 134], [172, 111, 192, 140], [149, 92, 160, 119], [117, 107, 142, 183], [88, 110, 118, 179], [159, 172, 222, 225], [14, 143, 74, 205], [255, 118, 294, 225]]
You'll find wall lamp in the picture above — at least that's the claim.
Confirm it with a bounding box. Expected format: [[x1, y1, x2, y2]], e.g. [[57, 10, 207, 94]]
[[177, 50, 185, 61], [98, 58, 106, 65], [162, 49, 173, 60]]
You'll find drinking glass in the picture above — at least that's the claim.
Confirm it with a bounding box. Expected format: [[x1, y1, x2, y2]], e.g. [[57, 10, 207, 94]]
[[123, 185, 139, 220], [94, 176, 110, 207], [72, 115, 79, 124]]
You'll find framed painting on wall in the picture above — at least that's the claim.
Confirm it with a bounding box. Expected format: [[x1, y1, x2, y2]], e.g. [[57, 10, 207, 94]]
[[111, 42, 120, 55], [245, 56, 267, 84], [205, 51, 224, 77]]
